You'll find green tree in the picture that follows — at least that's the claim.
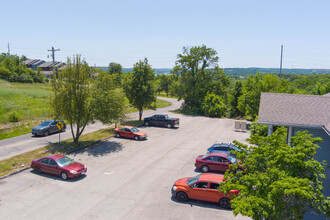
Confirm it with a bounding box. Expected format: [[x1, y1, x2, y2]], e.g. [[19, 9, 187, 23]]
[[220, 128, 330, 219], [90, 69, 127, 126], [173, 45, 219, 112], [123, 58, 156, 121], [108, 62, 123, 86], [51, 55, 93, 144], [228, 80, 243, 117], [202, 93, 227, 117]]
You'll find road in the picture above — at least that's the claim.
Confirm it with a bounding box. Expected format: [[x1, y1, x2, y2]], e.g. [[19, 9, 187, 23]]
[[0, 99, 251, 220], [0, 97, 183, 161]]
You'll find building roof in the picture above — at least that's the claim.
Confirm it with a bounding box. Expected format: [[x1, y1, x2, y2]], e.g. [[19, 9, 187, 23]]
[[38, 61, 64, 68], [258, 92, 330, 134]]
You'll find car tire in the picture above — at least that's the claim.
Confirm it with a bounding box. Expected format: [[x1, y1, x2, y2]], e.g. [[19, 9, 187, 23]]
[[134, 136, 139, 141], [116, 133, 120, 138], [219, 198, 231, 209], [145, 121, 149, 126], [167, 123, 172, 128], [201, 165, 209, 173], [35, 167, 42, 174], [43, 130, 49, 136], [176, 191, 188, 202], [61, 172, 68, 180]]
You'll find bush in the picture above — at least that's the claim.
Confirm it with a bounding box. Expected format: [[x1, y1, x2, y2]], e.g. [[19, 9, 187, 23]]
[[202, 93, 227, 117], [8, 111, 20, 122]]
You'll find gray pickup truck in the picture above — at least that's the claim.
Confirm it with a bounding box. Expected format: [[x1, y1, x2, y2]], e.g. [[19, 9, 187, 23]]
[[144, 114, 179, 128]]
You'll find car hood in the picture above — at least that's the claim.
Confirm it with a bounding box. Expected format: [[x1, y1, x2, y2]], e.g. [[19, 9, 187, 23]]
[[33, 125, 47, 130], [196, 155, 203, 160], [135, 131, 147, 136], [63, 162, 85, 171], [174, 177, 190, 186]]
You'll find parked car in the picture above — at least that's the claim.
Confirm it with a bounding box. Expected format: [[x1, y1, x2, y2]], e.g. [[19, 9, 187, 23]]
[[31, 154, 87, 180], [114, 126, 147, 140], [32, 120, 66, 136], [195, 152, 243, 173], [144, 114, 179, 128], [171, 173, 239, 209], [207, 143, 242, 154]]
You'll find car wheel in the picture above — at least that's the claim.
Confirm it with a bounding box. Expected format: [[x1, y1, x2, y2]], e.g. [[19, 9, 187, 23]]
[[145, 121, 149, 126], [61, 172, 68, 180], [134, 136, 139, 141], [219, 198, 231, 209], [61, 128, 66, 132], [116, 133, 120, 138], [35, 167, 42, 174], [43, 130, 49, 136], [201, 165, 209, 173], [167, 123, 172, 128], [176, 191, 188, 202]]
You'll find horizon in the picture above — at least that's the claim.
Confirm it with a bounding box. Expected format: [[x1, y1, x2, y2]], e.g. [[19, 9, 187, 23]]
[[1, 0, 330, 69]]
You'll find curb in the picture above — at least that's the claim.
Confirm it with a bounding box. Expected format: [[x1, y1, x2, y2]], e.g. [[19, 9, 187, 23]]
[[0, 135, 114, 180]]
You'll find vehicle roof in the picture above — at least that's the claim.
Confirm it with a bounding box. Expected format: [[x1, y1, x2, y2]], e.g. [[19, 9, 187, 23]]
[[120, 126, 134, 129], [153, 114, 167, 116], [44, 154, 66, 160], [199, 173, 224, 182], [211, 143, 234, 148], [206, 152, 230, 157]]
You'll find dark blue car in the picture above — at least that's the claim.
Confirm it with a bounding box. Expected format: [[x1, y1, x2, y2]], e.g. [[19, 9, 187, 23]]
[[207, 143, 242, 154]]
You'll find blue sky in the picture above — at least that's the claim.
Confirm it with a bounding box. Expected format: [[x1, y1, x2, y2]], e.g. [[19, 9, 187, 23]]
[[1, 0, 330, 69]]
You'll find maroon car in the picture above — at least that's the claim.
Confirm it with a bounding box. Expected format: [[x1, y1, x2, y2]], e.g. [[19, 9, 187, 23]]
[[31, 154, 87, 180], [195, 152, 241, 173]]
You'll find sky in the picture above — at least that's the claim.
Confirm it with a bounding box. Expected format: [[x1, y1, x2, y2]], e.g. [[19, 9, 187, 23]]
[[1, 0, 330, 69]]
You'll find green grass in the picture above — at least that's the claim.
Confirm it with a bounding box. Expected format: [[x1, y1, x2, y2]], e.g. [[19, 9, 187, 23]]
[[156, 91, 179, 99]]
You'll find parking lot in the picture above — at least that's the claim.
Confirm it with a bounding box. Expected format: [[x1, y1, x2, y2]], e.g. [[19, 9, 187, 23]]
[[0, 113, 250, 220]]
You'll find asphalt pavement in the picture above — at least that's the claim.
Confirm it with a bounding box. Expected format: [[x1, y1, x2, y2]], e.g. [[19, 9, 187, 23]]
[[0, 97, 183, 161]]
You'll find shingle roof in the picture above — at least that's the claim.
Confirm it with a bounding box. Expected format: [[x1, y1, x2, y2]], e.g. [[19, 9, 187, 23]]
[[258, 92, 330, 134]]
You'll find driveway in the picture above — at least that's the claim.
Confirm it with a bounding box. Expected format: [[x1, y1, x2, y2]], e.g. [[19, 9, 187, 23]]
[[0, 106, 250, 219], [0, 97, 182, 161]]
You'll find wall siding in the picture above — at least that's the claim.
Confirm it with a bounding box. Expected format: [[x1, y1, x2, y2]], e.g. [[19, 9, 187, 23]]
[[294, 127, 330, 220]]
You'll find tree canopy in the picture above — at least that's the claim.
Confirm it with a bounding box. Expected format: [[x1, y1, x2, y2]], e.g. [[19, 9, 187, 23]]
[[123, 58, 156, 121], [220, 128, 330, 219]]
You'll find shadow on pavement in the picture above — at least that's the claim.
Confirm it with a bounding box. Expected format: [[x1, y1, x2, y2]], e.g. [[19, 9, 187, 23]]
[[74, 141, 123, 157]]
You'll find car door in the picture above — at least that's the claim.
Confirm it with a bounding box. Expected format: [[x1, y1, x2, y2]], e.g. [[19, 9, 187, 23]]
[[218, 157, 230, 172], [205, 156, 221, 171], [39, 158, 51, 173], [189, 181, 210, 201], [149, 115, 157, 126], [207, 182, 222, 203], [48, 159, 61, 175], [120, 128, 129, 137], [50, 121, 58, 133], [126, 128, 134, 138]]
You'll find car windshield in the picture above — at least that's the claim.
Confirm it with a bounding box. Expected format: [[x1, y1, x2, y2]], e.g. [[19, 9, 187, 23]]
[[131, 128, 139, 132], [187, 174, 201, 185], [56, 156, 75, 167], [202, 154, 209, 159], [231, 145, 241, 152], [40, 121, 52, 126], [227, 154, 237, 163]]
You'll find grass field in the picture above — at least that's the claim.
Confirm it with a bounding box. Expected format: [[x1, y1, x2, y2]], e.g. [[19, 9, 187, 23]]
[[0, 80, 171, 140]]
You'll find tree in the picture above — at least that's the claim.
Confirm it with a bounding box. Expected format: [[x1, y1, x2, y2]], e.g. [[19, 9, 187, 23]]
[[123, 58, 156, 121], [51, 55, 93, 144], [220, 127, 330, 219], [173, 45, 220, 112], [108, 62, 123, 87], [90, 69, 127, 126], [202, 92, 227, 117], [228, 80, 243, 117]]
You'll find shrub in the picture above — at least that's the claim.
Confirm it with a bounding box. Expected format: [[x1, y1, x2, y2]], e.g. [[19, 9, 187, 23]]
[[202, 93, 227, 117], [8, 111, 20, 122]]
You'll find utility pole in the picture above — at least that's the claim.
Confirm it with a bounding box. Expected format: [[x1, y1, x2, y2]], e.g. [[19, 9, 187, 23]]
[[48, 46, 60, 92], [7, 43, 10, 56], [279, 45, 283, 78]]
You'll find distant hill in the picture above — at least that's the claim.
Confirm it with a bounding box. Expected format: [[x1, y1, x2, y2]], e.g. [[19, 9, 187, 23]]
[[98, 67, 330, 75]]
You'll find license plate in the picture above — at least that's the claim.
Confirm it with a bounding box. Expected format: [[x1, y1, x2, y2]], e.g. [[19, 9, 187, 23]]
[[81, 172, 85, 175]]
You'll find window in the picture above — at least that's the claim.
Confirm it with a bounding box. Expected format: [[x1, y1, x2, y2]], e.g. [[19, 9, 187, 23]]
[[40, 158, 49, 165], [120, 128, 126, 131], [219, 157, 229, 163], [193, 182, 208, 189], [49, 159, 58, 167], [210, 183, 220, 189], [206, 156, 218, 162]]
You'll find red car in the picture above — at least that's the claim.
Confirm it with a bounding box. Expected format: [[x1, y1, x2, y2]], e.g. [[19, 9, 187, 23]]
[[31, 154, 87, 180], [171, 173, 239, 209], [114, 126, 147, 140], [195, 152, 241, 173]]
